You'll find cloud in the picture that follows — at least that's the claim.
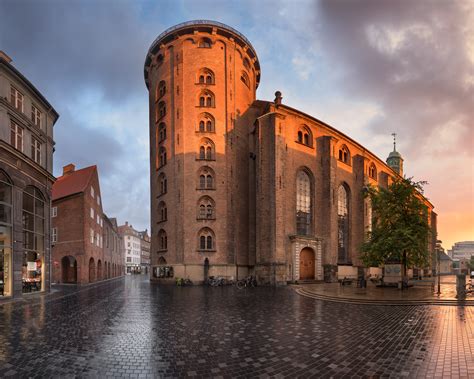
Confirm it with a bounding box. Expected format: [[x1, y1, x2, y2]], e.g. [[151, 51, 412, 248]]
[[313, 0, 474, 247]]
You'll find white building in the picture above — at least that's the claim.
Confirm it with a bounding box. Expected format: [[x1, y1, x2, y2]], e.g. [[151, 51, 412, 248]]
[[118, 222, 142, 274], [448, 241, 474, 260]]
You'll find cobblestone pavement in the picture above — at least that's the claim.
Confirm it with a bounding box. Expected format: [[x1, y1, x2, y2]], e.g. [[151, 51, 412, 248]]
[[0, 276, 473, 378]]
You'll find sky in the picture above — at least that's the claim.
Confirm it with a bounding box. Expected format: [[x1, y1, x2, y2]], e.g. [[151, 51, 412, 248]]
[[0, 0, 472, 250]]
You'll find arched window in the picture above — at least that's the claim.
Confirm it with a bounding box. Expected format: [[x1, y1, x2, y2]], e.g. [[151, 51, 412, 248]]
[[0, 171, 13, 297], [198, 90, 215, 108], [158, 229, 167, 250], [240, 71, 250, 88], [197, 68, 215, 85], [158, 256, 167, 265], [337, 184, 350, 264], [296, 170, 312, 236], [338, 145, 350, 164], [197, 196, 215, 219], [368, 163, 377, 180], [158, 173, 167, 195], [365, 198, 372, 233], [158, 123, 166, 142], [297, 125, 313, 147], [198, 228, 215, 251], [157, 101, 166, 121], [158, 80, 166, 99], [156, 54, 163, 66], [22, 186, 45, 293], [197, 113, 215, 133], [197, 138, 215, 161], [198, 167, 215, 189], [159, 147, 167, 167], [198, 38, 212, 48], [158, 201, 167, 222], [243, 58, 250, 70]]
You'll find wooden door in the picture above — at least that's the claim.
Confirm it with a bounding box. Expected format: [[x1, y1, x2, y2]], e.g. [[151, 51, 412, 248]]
[[300, 248, 315, 280]]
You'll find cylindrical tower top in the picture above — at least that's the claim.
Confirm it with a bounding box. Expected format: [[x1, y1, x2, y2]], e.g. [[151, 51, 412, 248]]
[[144, 20, 261, 89]]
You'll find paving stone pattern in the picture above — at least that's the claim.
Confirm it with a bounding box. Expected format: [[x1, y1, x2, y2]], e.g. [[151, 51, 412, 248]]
[[0, 276, 473, 378]]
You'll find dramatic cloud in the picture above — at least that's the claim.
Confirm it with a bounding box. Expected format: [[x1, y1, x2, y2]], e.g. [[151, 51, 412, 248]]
[[0, 0, 471, 247], [312, 0, 474, 248]]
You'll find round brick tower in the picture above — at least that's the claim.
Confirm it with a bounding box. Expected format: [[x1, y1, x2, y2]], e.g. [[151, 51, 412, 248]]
[[144, 20, 261, 282]]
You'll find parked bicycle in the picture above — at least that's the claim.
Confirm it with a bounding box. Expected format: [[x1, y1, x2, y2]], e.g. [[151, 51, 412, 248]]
[[205, 276, 227, 287], [236, 276, 257, 289], [176, 277, 193, 286]]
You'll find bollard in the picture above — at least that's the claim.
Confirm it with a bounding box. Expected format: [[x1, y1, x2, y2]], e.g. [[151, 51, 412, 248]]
[[456, 274, 466, 300]]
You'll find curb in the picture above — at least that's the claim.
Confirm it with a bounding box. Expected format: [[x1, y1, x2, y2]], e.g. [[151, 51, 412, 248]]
[[295, 287, 474, 306]]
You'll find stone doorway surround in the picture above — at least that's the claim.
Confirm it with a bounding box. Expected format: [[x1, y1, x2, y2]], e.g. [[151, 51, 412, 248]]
[[289, 235, 323, 281]]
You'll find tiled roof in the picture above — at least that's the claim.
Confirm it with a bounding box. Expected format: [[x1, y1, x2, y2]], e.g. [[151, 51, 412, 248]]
[[52, 166, 96, 201]]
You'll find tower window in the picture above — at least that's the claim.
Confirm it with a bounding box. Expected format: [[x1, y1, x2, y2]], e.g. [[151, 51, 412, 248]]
[[198, 228, 215, 251], [158, 229, 167, 250], [198, 167, 215, 190], [198, 38, 212, 48], [198, 91, 215, 108]]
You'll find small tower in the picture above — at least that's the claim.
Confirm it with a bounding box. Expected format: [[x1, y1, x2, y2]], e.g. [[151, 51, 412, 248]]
[[386, 133, 404, 176]]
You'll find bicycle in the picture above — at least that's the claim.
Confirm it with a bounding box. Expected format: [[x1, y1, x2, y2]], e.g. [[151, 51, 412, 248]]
[[206, 276, 226, 286], [176, 277, 193, 286], [236, 276, 257, 289]]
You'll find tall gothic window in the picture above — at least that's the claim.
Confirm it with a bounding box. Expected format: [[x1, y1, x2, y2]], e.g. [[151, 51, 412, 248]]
[[296, 170, 312, 235], [337, 184, 350, 263], [366, 198, 372, 234]]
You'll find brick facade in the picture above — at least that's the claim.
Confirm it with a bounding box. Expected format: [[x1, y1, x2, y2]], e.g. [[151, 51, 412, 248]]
[[144, 21, 437, 284], [52, 165, 124, 284]]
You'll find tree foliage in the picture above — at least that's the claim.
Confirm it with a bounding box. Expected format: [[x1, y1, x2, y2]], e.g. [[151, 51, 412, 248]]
[[360, 177, 432, 271]]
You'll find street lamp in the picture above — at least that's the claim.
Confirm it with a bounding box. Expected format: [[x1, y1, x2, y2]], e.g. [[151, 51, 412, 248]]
[[436, 239, 442, 295]]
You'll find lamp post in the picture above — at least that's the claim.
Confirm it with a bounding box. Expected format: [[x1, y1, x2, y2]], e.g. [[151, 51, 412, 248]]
[[437, 248, 441, 295], [436, 239, 442, 295]]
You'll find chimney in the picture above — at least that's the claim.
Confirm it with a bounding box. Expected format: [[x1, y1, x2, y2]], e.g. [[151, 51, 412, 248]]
[[62, 163, 75, 176], [125, 221, 128, 226], [0, 51, 12, 64], [274, 91, 282, 107]]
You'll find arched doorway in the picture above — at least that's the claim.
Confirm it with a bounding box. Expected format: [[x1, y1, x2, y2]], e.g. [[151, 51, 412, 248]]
[[97, 260, 102, 281], [299, 248, 315, 280], [61, 256, 77, 283], [89, 257, 95, 283]]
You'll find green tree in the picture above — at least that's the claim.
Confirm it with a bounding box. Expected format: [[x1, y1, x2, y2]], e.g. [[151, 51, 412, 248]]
[[360, 177, 432, 277]]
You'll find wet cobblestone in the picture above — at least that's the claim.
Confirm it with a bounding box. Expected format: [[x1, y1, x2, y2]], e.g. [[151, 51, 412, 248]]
[[0, 276, 473, 378]]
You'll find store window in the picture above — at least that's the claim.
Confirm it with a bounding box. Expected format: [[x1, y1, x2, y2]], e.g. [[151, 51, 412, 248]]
[[22, 186, 45, 293], [0, 171, 13, 297]]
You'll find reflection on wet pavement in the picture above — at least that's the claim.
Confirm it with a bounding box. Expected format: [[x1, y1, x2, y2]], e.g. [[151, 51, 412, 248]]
[[0, 276, 473, 377]]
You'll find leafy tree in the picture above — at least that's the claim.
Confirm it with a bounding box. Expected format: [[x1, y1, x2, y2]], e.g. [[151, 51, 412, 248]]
[[360, 177, 432, 277]]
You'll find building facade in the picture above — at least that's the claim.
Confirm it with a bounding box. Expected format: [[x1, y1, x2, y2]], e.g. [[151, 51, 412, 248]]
[[51, 164, 124, 284], [139, 230, 151, 275], [0, 51, 59, 299], [103, 216, 125, 279], [448, 241, 474, 274], [119, 222, 142, 274], [144, 21, 438, 284]]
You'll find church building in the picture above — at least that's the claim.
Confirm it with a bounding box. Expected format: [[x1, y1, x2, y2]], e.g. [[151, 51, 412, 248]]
[[144, 20, 437, 284]]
